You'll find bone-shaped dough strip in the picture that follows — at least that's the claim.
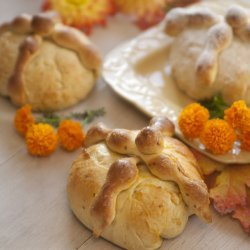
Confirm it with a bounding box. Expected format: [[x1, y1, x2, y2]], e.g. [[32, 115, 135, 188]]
[[165, 7, 219, 36], [8, 35, 42, 106], [0, 14, 32, 35], [91, 157, 139, 236], [226, 5, 250, 42], [31, 12, 60, 36], [195, 22, 233, 86], [145, 146, 211, 223], [51, 24, 102, 76], [84, 122, 111, 147]]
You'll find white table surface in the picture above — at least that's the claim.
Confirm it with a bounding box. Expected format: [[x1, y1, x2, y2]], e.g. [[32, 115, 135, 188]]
[[0, 1, 249, 250]]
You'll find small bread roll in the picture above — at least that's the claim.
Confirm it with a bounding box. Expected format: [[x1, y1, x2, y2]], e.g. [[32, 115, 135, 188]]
[[0, 12, 101, 111], [68, 117, 211, 250], [165, 1, 250, 104]]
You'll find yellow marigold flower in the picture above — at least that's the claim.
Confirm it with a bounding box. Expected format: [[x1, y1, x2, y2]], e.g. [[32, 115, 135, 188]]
[[200, 119, 236, 155], [224, 100, 248, 130], [14, 105, 35, 136], [58, 120, 84, 151], [42, 0, 115, 33], [239, 131, 250, 151], [178, 103, 210, 139], [26, 124, 58, 157]]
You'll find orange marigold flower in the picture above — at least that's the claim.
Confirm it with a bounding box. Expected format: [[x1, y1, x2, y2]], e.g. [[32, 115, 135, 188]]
[[58, 120, 84, 151], [224, 100, 249, 130], [178, 103, 210, 139], [14, 105, 35, 136], [42, 0, 115, 34], [239, 131, 250, 151], [26, 124, 58, 157], [200, 119, 236, 155]]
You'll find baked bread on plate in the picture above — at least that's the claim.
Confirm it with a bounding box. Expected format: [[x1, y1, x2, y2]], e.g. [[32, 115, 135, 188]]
[[0, 12, 101, 111], [67, 117, 211, 250], [165, 0, 250, 104]]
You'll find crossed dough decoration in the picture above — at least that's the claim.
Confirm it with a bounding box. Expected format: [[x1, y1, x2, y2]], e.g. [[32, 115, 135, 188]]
[[165, 5, 250, 86], [84, 117, 211, 236]]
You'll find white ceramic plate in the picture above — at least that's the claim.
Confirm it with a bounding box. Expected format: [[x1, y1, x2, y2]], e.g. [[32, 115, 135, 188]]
[[103, 21, 250, 164]]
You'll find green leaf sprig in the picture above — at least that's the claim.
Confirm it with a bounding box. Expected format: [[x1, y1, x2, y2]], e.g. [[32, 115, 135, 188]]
[[36, 107, 106, 127], [200, 94, 229, 119]]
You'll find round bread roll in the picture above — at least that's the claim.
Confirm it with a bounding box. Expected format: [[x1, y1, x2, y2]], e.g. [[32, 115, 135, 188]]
[[68, 143, 189, 250], [165, 0, 250, 104], [0, 12, 101, 111], [67, 117, 211, 250]]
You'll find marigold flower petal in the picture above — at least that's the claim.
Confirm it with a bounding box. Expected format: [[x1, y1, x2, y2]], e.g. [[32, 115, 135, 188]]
[[26, 123, 58, 157], [42, 0, 115, 33], [178, 103, 210, 139], [224, 100, 248, 130], [237, 109, 250, 134], [239, 131, 250, 151], [200, 119, 236, 155], [14, 105, 35, 136], [58, 120, 84, 151]]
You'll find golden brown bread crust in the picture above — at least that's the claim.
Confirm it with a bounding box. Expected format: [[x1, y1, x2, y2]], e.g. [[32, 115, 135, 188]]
[[68, 117, 212, 249], [0, 12, 101, 111]]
